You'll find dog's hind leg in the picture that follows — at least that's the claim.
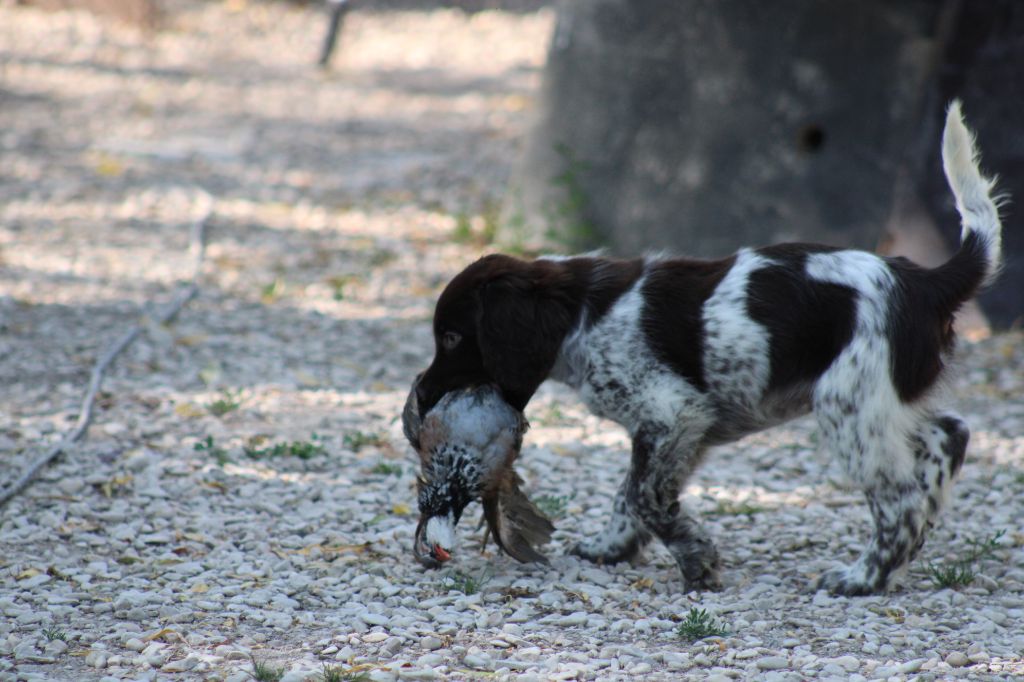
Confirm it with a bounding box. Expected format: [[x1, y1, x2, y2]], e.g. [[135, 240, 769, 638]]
[[811, 357, 972, 595], [907, 411, 970, 560]]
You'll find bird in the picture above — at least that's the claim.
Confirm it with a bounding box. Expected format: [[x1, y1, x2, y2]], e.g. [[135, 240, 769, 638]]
[[403, 381, 554, 568]]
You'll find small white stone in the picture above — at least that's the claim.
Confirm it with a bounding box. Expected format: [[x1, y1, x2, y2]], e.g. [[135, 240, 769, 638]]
[[945, 651, 969, 667], [899, 659, 925, 673], [417, 653, 444, 668], [464, 653, 492, 670], [43, 639, 68, 657], [124, 638, 145, 652], [756, 656, 789, 670], [420, 636, 443, 651], [557, 612, 587, 627], [361, 612, 390, 627], [86, 651, 108, 668], [162, 656, 199, 672]]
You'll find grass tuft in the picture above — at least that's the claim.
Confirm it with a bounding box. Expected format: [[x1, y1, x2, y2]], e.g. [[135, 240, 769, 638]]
[[320, 663, 371, 682], [194, 435, 230, 466], [42, 626, 68, 642], [206, 389, 243, 417], [928, 562, 976, 589], [534, 494, 571, 519], [677, 607, 728, 642], [260, 279, 286, 304], [708, 500, 765, 517], [370, 460, 402, 476], [244, 434, 327, 460], [927, 529, 1005, 589], [343, 431, 384, 452], [440, 568, 491, 596], [249, 655, 285, 682]]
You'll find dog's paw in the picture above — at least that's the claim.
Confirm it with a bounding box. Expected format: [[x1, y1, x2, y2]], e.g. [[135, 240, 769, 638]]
[[813, 565, 881, 597], [678, 548, 723, 592], [571, 535, 644, 566]]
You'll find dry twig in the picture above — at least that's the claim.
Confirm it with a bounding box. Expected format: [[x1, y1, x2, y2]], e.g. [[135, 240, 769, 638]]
[[0, 196, 212, 507]]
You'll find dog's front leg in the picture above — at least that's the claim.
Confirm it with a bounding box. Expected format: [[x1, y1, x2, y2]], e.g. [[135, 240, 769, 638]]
[[575, 422, 721, 591], [628, 425, 721, 591], [572, 480, 652, 565]]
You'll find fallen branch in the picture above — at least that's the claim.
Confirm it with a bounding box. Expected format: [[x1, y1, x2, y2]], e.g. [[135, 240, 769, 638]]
[[0, 198, 212, 507]]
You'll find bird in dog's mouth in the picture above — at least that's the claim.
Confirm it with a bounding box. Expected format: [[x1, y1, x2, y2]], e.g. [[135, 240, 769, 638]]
[[402, 380, 553, 568]]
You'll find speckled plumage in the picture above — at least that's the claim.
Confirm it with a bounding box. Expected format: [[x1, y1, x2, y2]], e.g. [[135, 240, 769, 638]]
[[403, 382, 553, 567]]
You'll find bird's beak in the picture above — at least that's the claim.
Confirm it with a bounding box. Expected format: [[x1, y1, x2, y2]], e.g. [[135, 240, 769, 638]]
[[413, 516, 451, 568]]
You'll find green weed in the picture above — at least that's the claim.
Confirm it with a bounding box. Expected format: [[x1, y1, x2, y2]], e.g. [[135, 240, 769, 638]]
[[370, 461, 402, 476], [708, 500, 765, 517], [343, 431, 384, 452], [677, 607, 729, 642], [244, 434, 327, 461], [249, 655, 285, 682], [42, 626, 67, 642], [260, 278, 286, 304], [534, 494, 571, 519], [927, 529, 1005, 589], [320, 664, 370, 682], [194, 435, 230, 466], [441, 568, 491, 596], [206, 389, 243, 417]]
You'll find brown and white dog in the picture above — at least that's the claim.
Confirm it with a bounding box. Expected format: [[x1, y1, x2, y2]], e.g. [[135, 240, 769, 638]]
[[412, 102, 1003, 595]]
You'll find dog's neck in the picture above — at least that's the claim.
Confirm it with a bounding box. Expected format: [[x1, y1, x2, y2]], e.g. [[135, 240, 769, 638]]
[[542, 256, 645, 389]]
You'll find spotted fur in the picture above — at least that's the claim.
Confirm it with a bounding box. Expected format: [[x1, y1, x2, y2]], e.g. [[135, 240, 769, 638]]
[[415, 102, 1002, 595]]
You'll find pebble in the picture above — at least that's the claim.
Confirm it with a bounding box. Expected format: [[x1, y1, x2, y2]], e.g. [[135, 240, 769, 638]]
[[463, 654, 492, 670], [420, 636, 443, 651], [85, 651, 107, 669], [757, 656, 789, 670], [360, 612, 391, 627], [945, 651, 970, 667], [162, 656, 199, 672]]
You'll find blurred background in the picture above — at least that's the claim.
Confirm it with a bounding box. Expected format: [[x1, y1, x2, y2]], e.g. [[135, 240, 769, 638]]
[[2, 0, 1021, 339]]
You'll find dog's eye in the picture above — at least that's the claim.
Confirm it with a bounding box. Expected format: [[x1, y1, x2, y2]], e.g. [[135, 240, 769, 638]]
[[441, 331, 462, 351]]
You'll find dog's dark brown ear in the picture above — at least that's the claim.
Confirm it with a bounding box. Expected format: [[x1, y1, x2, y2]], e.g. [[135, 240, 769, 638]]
[[475, 263, 577, 410]]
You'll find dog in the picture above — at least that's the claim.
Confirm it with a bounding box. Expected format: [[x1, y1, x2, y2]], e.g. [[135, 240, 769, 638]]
[[412, 102, 1003, 595]]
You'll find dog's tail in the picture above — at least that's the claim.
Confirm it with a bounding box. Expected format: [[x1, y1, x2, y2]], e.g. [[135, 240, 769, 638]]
[[933, 100, 1003, 303]]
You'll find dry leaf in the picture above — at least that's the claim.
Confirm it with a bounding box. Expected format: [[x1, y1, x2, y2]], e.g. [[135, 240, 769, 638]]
[[297, 542, 372, 556], [143, 628, 178, 642], [101, 474, 133, 498], [175, 334, 208, 348], [391, 503, 411, 516], [94, 153, 124, 177], [174, 403, 206, 418], [202, 480, 228, 493], [16, 568, 41, 580]]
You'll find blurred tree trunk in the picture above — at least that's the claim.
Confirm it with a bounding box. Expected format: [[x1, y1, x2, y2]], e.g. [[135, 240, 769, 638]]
[[506, 0, 1021, 327]]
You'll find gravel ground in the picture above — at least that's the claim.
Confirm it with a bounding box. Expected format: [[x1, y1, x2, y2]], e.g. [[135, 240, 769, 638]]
[[2, 3, 1023, 681]]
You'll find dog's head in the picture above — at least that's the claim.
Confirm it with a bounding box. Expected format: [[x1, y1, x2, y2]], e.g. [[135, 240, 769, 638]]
[[414, 254, 581, 415], [402, 381, 553, 567]]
